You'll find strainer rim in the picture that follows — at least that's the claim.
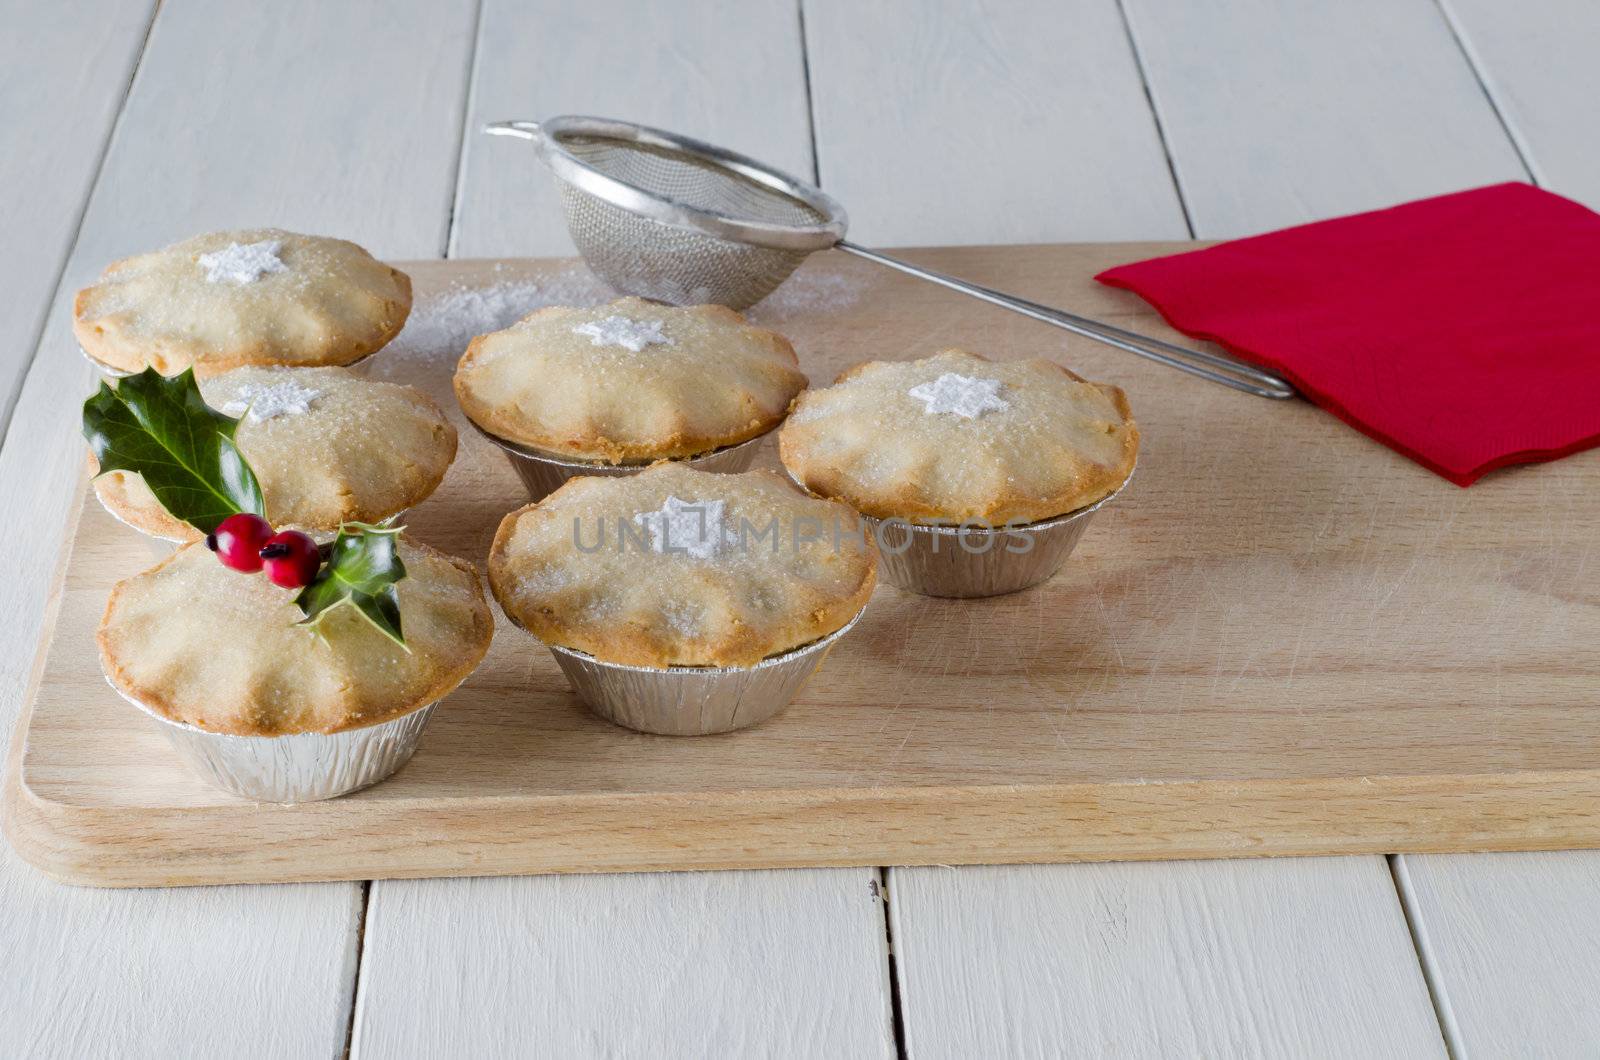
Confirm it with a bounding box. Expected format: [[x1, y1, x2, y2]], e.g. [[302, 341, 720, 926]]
[[530, 114, 848, 252]]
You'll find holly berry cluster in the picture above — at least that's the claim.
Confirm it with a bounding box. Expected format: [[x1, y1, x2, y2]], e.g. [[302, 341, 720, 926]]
[[205, 513, 322, 589]]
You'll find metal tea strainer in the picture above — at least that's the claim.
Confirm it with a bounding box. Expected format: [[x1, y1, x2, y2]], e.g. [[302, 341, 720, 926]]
[[485, 115, 1294, 399]]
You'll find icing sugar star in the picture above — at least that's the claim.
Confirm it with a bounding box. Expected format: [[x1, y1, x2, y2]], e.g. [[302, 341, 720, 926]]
[[907, 372, 1010, 419], [221, 379, 321, 422], [197, 239, 288, 285], [572, 315, 673, 353], [632, 496, 729, 560]]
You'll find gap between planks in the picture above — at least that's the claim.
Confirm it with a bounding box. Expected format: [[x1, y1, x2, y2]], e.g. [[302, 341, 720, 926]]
[[0, 1, 159, 449], [1432, 0, 1538, 185], [798, 10, 909, 1052], [1110, 0, 1197, 239], [342, 2, 488, 1039], [1390, 855, 1463, 1059]]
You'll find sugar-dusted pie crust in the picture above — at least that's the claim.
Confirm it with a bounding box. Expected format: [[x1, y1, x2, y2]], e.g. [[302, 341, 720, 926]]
[[488, 464, 877, 668], [98, 537, 493, 736], [92, 366, 457, 541], [779, 348, 1138, 525], [454, 298, 807, 463], [74, 228, 412, 376]]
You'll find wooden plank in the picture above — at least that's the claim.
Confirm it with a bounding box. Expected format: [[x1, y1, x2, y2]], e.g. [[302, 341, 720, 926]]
[[0, 0, 153, 433], [1398, 852, 1600, 1054], [12, 247, 1600, 885], [453, 0, 815, 257], [1441, 0, 1600, 207], [803, 0, 1191, 245], [368, 10, 898, 1050], [0, 0, 477, 1055], [889, 860, 1446, 1057], [1120, 0, 1528, 236], [350, 870, 895, 1057], [811, 6, 1502, 1048], [1118, 0, 1600, 1042], [2, 878, 363, 1058]]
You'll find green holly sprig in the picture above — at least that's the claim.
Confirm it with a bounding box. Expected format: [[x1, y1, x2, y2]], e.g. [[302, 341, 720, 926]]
[[84, 368, 409, 645]]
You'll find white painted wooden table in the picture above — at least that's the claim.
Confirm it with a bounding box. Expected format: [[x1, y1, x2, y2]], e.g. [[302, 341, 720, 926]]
[[3, 1, 1598, 1055]]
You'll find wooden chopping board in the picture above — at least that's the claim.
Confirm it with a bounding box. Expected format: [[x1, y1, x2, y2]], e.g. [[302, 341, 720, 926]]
[[7, 244, 1600, 888]]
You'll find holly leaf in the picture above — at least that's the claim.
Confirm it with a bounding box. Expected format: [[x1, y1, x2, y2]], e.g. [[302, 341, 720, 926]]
[[295, 521, 409, 648], [82, 368, 264, 535]]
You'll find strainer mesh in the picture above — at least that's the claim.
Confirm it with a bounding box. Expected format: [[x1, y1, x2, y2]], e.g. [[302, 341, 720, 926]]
[[551, 133, 823, 309]]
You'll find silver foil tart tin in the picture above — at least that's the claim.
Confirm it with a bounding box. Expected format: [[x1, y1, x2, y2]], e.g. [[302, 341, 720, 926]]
[[95, 498, 189, 562], [343, 348, 381, 377], [138, 533, 186, 563], [860, 472, 1132, 598], [82, 347, 134, 379], [543, 607, 866, 736], [471, 421, 768, 502], [114, 681, 439, 803]]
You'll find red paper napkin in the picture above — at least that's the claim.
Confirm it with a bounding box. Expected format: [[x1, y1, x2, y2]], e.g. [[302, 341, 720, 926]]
[[1096, 182, 1600, 486]]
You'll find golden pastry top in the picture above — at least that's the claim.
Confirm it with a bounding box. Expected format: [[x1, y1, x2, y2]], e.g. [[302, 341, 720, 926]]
[[98, 537, 493, 736], [75, 228, 411, 375], [92, 366, 456, 540], [488, 464, 876, 668], [779, 348, 1138, 525], [454, 298, 806, 463]]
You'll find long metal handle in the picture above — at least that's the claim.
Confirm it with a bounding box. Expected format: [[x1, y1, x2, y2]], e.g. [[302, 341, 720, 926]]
[[834, 241, 1295, 400], [483, 120, 543, 140]]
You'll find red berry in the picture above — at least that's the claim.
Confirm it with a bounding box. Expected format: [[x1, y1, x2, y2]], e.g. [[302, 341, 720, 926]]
[[206, 513, 274, 573], [259, 531, 321, 589]]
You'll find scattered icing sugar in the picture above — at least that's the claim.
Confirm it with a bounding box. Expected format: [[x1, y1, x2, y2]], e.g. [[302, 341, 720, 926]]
[[571, 315, 672, 353], [747, 268, 865, 322], [371, 262, 867, 383], [197, 240, 287, 285], [221, 378, 321, 421], [632, 496, 730, 561], [908, 373, 1009, 419], [373, 262, 868, 376], [376, 265, 611, 372]]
